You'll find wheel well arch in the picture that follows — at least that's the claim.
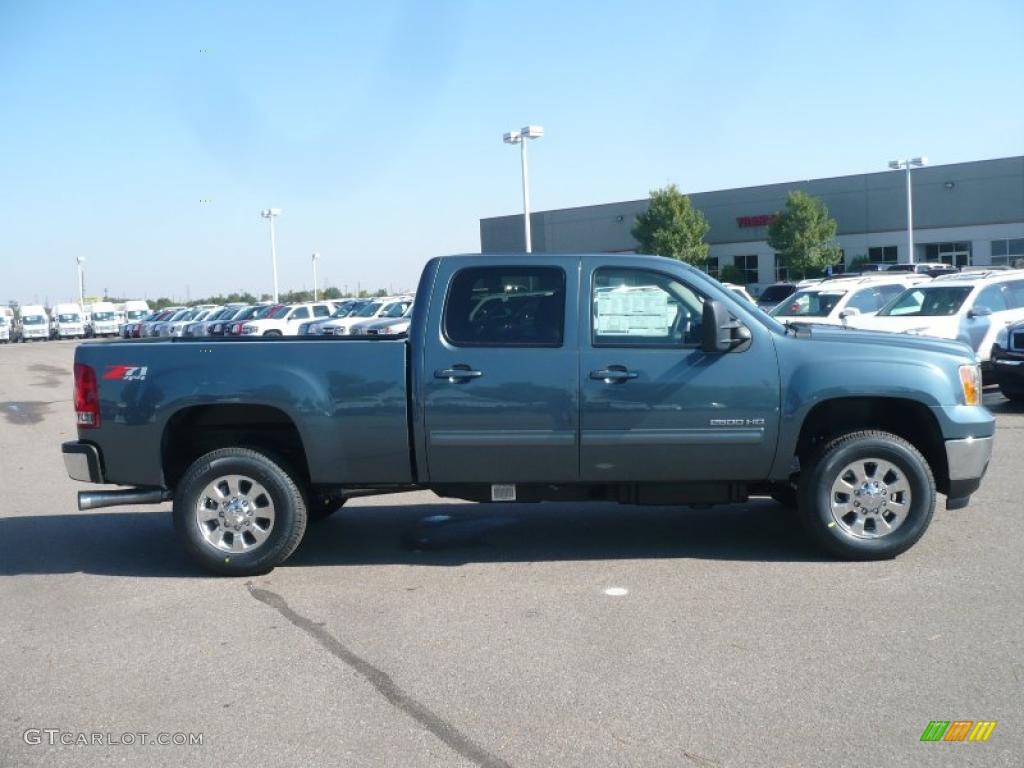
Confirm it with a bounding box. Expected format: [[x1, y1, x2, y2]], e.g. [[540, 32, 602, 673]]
[[794, 397, 949, 493], [161, 404, 310, 490]]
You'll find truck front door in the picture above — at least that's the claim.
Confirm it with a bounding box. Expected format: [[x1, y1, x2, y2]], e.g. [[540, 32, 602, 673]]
[[578, 261, 781, 482], [422, 259, 579, 483]]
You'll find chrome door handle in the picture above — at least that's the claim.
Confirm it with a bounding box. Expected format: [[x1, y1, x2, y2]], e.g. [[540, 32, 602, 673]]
[[590, 367, 638, 383], [435, 367, 483, 381]]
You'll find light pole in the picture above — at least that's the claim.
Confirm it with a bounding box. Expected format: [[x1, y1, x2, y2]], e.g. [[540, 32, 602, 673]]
[[260, 208, 282, 302], [311, 252, 320, 301], [503, 125, 544, 253], [887, 157, 927, 264], [75, 256, 85, 307]]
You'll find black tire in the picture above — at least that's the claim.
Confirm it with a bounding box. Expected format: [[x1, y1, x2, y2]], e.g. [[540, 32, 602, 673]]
[[263, 330, 282, 337], [999, 386, 1024, 403], [307, 492, 348, 522], [798, 430, 935, 560], [173, 447, 308, 576], [769, 482, 798, 510]]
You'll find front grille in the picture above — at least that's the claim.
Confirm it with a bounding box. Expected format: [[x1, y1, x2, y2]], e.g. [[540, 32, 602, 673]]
[[1012, 331, 1024, 352]]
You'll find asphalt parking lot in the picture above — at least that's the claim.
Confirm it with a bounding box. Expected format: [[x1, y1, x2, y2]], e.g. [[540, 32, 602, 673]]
[[0, 340, 1021, 767]]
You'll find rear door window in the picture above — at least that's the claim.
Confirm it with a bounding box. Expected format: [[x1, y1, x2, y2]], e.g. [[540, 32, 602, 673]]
[[444, 266, 565, 347]]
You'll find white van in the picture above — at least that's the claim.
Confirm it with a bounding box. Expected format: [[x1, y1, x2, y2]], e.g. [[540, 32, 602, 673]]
[[123, 300, 150, 322], [19, 304, 50, 341], [52, 303, 86, 339], [86, 301, 120, 337], [0, 307, 13, 343]]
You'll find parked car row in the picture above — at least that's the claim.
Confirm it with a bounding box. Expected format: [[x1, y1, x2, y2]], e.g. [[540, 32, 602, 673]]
[[115, 297, 416, 340], [758, 268, 1024, 368]]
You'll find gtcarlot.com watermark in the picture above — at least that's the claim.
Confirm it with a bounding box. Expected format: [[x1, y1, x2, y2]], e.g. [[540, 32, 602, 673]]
[[23, 729, 203, 747]]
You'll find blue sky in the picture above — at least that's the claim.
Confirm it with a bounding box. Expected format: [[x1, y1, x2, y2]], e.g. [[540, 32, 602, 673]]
[[1, 0, 1022, 304]]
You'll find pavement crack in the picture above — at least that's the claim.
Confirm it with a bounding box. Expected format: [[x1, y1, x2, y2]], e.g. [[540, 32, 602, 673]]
[[247, 582, 513, 768]]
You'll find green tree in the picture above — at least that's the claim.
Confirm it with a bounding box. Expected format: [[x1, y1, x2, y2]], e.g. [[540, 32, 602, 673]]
[[767, 191, 840, 279], [631, 184, 710, 265], [718, 264, 745, 284]]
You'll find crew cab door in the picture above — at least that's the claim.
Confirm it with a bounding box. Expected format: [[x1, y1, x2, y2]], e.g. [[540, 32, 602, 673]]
[[578, 260, 781, 482], [422, 258, 579, 483]]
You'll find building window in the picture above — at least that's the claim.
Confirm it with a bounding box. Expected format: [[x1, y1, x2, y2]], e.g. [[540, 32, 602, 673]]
[[992, 238, 1024, 266], [704, 257, 719, 279], [924, 242, 971, 267], [868, 246, 898, 264], [735, 255, 758, 285], [774, 255, 788, 282]]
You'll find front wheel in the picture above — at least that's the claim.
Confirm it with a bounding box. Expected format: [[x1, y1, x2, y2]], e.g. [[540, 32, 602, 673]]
[[798, 430, 935, 560], [263, 330, 282, 337], [173, 448, 308, 576]]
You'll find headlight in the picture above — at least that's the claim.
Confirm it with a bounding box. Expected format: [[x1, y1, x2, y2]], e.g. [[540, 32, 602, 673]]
[[995, 326, 1009, 349], [959, 364, 982, 406]]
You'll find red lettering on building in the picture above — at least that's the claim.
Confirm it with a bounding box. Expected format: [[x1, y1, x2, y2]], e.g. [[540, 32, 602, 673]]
[[736, 214, 777, 228]]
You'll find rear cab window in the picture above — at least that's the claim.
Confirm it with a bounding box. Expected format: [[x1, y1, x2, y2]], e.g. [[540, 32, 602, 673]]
[[444, 266, 565, 347]]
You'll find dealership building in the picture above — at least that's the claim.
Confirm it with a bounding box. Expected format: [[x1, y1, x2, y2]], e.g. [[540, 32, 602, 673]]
[[479, 155, 1024, 290]]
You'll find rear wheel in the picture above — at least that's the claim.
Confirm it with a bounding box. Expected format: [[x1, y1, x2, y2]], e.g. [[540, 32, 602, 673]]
[[264, 330, 282, 337], [798, 430, 935, 560], [173, 448, 308, 576]]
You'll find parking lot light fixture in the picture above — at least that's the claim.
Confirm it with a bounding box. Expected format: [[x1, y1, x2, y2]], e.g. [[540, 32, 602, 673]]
[[888, 157, 927, 265], [311, 252, 320, 301], [260, 208, 282, 302], [503, 125, 544, 253], [75, 256, 86, 307]]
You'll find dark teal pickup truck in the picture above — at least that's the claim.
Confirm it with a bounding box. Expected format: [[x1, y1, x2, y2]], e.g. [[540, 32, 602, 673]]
[[63, 254, 994, 574]]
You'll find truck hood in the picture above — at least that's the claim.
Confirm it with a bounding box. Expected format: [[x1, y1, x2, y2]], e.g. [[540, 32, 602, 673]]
[[790, 323, 975, 361]]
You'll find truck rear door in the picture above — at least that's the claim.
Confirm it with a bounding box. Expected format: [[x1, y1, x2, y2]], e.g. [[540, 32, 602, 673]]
[[421, 257, 579, 483], [578, 258, 781, 482]]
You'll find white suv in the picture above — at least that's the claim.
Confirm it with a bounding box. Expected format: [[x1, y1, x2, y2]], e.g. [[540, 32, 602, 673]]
[[848, 269, 1024, 364], [769, 275, 930, 327], [242, 303, 334, 336]]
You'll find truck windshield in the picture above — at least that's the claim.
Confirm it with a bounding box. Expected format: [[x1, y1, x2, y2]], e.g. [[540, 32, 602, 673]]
[[93, 312, 116, 321], [126, 310, 147, 320], [879, 286, 973, 317], [759, 284, 795, 303], [267, 306, 292, 319], [58, 313, 81, 323], [381, 301, 411, 318], [771, 290, 845, 318], [329, 305, 355, 318], [23, 315, 45, 325], [355, 302, 382, 317]]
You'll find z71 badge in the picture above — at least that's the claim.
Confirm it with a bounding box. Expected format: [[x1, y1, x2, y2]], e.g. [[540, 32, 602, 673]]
[[103, 365, 149, 382]]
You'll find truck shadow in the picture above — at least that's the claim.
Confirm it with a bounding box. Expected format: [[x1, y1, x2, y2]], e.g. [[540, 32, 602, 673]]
[[0, 499, 829, 578]]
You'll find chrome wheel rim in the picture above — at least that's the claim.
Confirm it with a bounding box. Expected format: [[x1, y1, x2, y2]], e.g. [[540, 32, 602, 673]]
[[195, 474, 276, 553], [829, 458, 912, 539]]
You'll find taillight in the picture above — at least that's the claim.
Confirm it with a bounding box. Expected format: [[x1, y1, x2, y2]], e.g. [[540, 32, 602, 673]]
[[74, 363, 100, 428]]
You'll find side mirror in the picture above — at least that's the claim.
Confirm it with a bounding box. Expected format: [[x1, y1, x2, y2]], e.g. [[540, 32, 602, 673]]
[[838, 307, 861, 319], [968, 306, 993, 318], [702, 300, 750, 354]]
